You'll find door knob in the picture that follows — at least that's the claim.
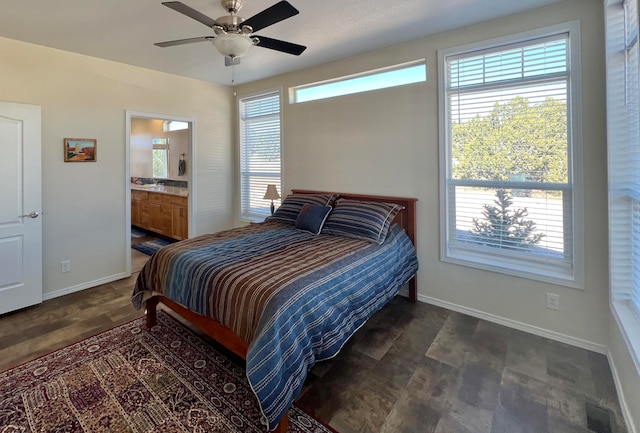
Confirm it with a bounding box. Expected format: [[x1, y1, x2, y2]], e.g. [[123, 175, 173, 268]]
[[20, 211, 39, 218]]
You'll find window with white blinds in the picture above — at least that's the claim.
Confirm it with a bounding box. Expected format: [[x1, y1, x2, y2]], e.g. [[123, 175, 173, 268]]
[[239, 90, 282, 220], [438, 22, 583, 286], [606, 0, 640, 365]]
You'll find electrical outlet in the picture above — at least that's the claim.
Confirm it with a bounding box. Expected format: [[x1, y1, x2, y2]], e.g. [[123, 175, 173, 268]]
[[546, 292, 560, 310], [61, 260, 71, 273]]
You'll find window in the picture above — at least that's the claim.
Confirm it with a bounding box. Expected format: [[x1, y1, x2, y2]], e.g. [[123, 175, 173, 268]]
[[438, 22, 583, 286], [152, 138, 168, 179], [163, 120, 188, 131], [290, 61, 426, 104], [239, 90, 282, 220], [606, 0, 640, 368]]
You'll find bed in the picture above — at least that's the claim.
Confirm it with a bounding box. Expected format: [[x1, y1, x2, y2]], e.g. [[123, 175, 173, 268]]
[[131, 190, 418, 432]]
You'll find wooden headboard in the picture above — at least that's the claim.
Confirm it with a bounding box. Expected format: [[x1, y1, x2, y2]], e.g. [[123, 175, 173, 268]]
[[291, 189, 418, 302]]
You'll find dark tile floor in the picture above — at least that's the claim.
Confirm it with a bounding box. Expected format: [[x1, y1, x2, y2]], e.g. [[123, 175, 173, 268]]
[[297, 297, 629, 433], [0, 271, 629, 433]]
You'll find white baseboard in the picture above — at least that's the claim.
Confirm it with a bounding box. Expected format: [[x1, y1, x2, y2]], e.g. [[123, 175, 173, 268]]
[[416, 293, 607, 354], [42, 272, 129, 301], [607, 349, 638, 433]]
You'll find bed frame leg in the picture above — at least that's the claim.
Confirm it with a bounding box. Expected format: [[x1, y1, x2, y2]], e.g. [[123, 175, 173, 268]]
[[146, 297, 158, 329], [273, 414, 288, 433], [409, 277, 417, 303]]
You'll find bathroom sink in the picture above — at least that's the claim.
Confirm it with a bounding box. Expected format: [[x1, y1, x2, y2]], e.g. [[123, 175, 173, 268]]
[[132, 184, 159, 189]]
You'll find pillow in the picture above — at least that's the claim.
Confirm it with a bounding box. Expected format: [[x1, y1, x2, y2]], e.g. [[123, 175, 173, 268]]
[[295, 204, 332, 235], [265, 193, 337, 225], [322, 199, 404, 244]]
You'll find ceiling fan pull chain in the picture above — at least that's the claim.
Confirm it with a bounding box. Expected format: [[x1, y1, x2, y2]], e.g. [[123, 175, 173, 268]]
[[232, 63, 237, 96]]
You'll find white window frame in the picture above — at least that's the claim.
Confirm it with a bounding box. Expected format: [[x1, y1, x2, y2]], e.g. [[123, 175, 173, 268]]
[[438, 21, 584, 288], [238, 89, 283, 222], [606, 0, 640, 373]]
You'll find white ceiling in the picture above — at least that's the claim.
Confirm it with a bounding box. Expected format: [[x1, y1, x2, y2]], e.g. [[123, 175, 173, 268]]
[[0, 0, 565, 86]]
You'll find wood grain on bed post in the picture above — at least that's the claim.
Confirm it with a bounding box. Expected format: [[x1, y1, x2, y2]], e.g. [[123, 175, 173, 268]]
[[405, 198, 418, 303], [146, 297, 158, 328], [273, 416, 288, 433], [408, 278, 417, 303]]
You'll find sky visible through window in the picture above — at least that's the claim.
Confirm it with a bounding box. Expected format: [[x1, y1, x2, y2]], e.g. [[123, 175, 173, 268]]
[[293, 63, 426, 103]]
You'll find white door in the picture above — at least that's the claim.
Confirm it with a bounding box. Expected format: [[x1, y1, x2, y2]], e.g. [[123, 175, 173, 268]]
[[0, 101, 42, 315]]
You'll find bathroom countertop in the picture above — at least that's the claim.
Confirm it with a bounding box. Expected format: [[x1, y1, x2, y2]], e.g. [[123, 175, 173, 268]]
[[131, 184, 188, 197]]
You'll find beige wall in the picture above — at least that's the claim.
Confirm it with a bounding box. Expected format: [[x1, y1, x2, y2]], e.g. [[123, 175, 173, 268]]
[[130, 118, 189, 181], [237, 1, 638, 429], [0, 36, 234, 298], [238, 0, 608, 348], [130, 118, 160, 179]]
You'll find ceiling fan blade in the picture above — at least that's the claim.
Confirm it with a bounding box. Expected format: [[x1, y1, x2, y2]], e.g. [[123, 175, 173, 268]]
[[242, 1, 299, 33], [255, 36, 306, 55], [154, 36, 214, 47], [162, 1, 219, 28]]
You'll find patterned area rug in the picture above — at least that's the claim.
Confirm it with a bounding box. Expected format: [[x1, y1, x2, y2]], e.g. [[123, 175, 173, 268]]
[[131, 238, 173, 256], [0, 312, 336, 433]]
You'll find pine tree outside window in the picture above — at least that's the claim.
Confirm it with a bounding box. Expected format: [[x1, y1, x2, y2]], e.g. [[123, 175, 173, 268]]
[[438, 22, 584, 287]]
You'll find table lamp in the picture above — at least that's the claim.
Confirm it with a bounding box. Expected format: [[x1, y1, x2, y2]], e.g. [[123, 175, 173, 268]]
[[263, 184, 280, 215]]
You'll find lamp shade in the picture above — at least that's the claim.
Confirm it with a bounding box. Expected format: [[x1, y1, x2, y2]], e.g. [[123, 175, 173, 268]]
[[212, 33, 253, 58], [263, 184, 280, 200]]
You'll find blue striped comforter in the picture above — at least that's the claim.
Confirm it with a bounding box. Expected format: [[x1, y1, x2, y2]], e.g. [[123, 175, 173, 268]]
[[132, 221, 418, 430]]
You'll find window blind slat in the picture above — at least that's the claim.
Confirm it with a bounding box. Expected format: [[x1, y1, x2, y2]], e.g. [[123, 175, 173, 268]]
[[239, 91, 282, 219]]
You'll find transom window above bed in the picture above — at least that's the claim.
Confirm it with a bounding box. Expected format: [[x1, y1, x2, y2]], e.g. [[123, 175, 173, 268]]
[[438, 22, 584, 287], [238, 90, 282, 221], [289, 60, 426, 104]]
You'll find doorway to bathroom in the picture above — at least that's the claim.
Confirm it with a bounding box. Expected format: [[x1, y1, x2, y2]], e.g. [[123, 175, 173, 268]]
[[125, 110, 195, 275]]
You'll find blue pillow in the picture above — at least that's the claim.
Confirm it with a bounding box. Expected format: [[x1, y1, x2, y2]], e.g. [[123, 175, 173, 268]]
[[321, 199, 404, 244], [266, 193, 337, 225], [295, 204, 333, 235]]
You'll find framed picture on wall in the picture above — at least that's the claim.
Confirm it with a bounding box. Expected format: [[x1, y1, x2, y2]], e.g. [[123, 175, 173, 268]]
[[64, 138, 97, 162]]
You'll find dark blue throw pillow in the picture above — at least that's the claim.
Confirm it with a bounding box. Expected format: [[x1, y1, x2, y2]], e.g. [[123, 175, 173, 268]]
[[295, 204, 333, 235], [266, 193, 336, 225]]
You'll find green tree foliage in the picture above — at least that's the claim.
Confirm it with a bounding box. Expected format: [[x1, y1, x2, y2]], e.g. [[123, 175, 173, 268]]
[[452, 96, 567, 183], [471, 189, 544, 249]]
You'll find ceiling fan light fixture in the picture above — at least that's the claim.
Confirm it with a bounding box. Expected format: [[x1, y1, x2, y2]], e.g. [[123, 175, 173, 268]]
[[212, 33, 254, 58], [157, 1, 306, 63]]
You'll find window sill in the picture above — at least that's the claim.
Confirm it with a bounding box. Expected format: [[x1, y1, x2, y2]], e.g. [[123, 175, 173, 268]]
[[611, 300, 640, 374], [442, 247, 582, 289]]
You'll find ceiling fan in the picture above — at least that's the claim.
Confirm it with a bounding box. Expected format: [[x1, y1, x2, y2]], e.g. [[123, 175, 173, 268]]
[[155, 0, 306, 66]]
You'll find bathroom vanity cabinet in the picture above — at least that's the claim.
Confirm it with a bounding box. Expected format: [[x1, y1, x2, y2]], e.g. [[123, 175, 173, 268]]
[[132, 189, 188, 240]]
